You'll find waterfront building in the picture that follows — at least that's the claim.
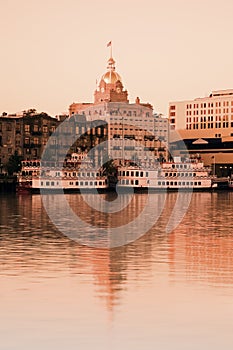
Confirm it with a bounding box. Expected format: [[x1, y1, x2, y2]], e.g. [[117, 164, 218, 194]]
[[22, 110, 58, 160], [69, 54, 169, 165], [0, 111, 59, 169], [169, 89, 233, 174], [0, 113, 22, 170]]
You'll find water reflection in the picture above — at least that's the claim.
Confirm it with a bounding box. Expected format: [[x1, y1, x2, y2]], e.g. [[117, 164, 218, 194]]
[[0, 192, 233, 301], [1, 192, 233, 349]]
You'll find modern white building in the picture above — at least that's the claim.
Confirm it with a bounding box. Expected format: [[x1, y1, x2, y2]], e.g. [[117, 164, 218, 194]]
[[169, 89, 233, 171]]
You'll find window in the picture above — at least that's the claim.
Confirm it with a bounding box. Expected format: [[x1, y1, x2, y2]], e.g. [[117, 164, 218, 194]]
[[24, 125, 30, 132], [43, 125, 48, 133], [7, 123, 12, 131]]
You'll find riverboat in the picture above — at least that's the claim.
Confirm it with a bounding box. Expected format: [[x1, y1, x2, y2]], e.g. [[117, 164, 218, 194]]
[[117, 157, 217, 191], [16, 153, 108, 193]]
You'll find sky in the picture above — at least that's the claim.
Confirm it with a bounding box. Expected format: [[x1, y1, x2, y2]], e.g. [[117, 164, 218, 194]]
[[1, 0, 233, 117]]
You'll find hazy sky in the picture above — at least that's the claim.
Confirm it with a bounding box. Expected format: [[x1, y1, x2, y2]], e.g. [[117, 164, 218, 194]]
[[1, 0, 233, 116]]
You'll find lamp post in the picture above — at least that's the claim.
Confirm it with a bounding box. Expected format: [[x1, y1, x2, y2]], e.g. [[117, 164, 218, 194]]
[[220, 166, 223, 177], [212, 155, 215, 176], [229, 167, 232, 179]]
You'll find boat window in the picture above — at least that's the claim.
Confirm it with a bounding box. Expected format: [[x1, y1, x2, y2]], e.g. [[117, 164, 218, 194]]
[[173, 173, 176, 177], [51, 181, 54, 186], [194, 182, 197, 186], [46, 181, 49, 186], [136, 171, 139, 177], [146, 172, 149, 177], [90, 181, 93, 186], [123, 171, 125, 176], [76, 181, 79, 186], [85, 181, 88, 186], [94, 181, 97, 186], [165, 173, 168, 177], [122, 180, 125, 184], [135, 180, 139, 185], [131, 180, 134, 185], [158, 181, 161, 185], [198, 182, 201, 185], [166, 181, 169, 185], [171, 181, 173, 185], [131, 171, 134, 176], [126, 171, 129, 176], [174, 182, 177, 186], [41, 181, 43, 186], [80, 181, 83, 186], [186, 182, 189, 186], [140, 172, 143, 177], [126, 179, 129, 184], [178, 182, 181, 185], [182, 182, 185, 186]]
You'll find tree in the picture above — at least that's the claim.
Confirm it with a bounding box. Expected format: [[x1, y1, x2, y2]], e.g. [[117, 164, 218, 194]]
[[6, 152, 23, 175], [102, 159, 117, 176]]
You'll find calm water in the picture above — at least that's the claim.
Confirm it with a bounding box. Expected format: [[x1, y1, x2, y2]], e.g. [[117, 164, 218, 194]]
[[1, 191, 233, 350]]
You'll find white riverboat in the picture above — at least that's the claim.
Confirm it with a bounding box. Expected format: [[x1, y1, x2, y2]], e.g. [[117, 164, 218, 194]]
[[117, 157, 217, 191], [17, 153, 108, 193]]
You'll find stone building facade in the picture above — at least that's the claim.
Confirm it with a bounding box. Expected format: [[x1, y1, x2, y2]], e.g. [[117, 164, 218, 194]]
[[69, 55, 169, 166]]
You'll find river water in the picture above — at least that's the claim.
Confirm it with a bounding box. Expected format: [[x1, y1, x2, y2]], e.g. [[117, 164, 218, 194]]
[[0, 191, 233, 350]]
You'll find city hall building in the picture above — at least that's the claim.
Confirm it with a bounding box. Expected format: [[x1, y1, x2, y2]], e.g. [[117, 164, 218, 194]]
[[69, 54, 168, 166]]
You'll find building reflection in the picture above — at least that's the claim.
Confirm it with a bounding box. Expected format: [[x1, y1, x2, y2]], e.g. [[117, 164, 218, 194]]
[[168, 192, 233, 286]]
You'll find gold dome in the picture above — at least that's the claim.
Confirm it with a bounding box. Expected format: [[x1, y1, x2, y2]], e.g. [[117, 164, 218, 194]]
[[101, 71, 121, 84]]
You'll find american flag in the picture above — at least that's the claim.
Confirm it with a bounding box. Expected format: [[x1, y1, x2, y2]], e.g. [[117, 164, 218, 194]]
[[107, 41, 112, 47]]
